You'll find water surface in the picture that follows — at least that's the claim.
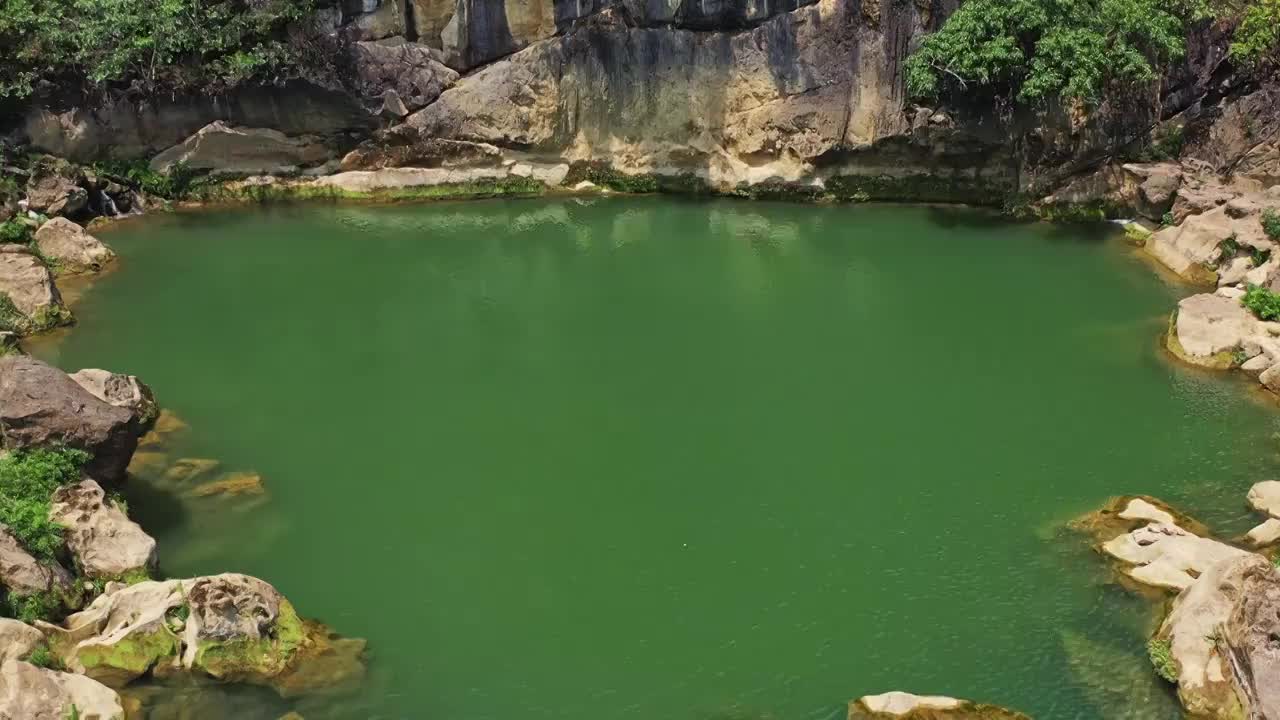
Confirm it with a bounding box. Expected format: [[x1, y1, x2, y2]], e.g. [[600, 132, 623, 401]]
[[41, 198, 1280, 719]]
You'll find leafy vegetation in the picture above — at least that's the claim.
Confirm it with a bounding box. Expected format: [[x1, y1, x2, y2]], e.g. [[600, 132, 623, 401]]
[[1262, 209, 1280, 242], [0, 220, 32, 244], [1, 590, 62, 624], [905, 0, 1189, 104], [1244, 284, 1280, 321], [0, 0, 319, 99], [0, 448, 90, 562], [25, 642, 64, 670], [1230, 0, 1280, 65], [94, 160, 196, 201], [1147, 638, 1179, 683]]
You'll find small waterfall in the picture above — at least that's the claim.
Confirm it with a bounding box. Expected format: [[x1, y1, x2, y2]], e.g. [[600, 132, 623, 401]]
[[98, 189, 120, 217]]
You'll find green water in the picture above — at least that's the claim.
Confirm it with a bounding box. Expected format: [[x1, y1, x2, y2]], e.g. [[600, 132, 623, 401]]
[[39, 198, 1280, 719]]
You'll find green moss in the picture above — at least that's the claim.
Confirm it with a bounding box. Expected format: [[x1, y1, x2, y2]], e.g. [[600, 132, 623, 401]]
[[193, 598, 306, 681], [26, 642, 65, 670], [1124, 223, 1153, 245], [192, 177, 548, 205], [1147, 638, 1179, 683], [1031, 200, 1127, 224], [75, 627, 178, 679]]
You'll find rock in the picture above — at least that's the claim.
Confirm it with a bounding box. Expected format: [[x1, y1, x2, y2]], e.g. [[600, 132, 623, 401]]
[[0, 356, 144, 483], [1245, 518, 1280, 547], [0, 659, 125, 720], [68, 369, 158, 432], [1242, 354, 1274, 376], [1101, 522, 1251, 591], [32, 218, 115, 274], [44, 574, 363, 694], [0, 245, 68, 334], [0, 525, 73, 598], [1117, 497, 1177, 525], [1170, 293, 1256, 365], [350, 40, 459, 117], [1154, 554, 1280, 719], [339, 133, 503, 171], [190, 472, 265, 497], [0, 619, 45, 665], [1248, 481, 1280, 518], [1260, 363, 1280, 392], [25, 170, 87, 217], [1148, 203, 1271, 282], [49, 479, 156, 579], [150, 122, 332, 176], [1124, 163, 1182, 220], [848, 691, 1028, 718], [162, 458, 221, 485]]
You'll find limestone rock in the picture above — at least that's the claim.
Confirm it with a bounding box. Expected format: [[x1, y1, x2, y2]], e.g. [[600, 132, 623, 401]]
[[351, 40, 459, 117], [1101, 522, 1250, 591], [25, 170, 87, 217], [1171, 293, 1256, 364], [68, 369, 158, 433], [1246, 518, 1280, 547], [1260, 363, 1280, 392], [44, 574, 363, 694], [33, 218, 115, 274], [1155, 554, 1280, 719], [339, 133, 502, 171], [49, 479, 156, 579], [150, 122, 332, 176], [1148, 204, 1272, 282], [0, 356, 144, 483], [0, 245, 67, 333], [0, 525, 73, 598], [1248, 481, 1280, 518], [0, 619, 43, 665], [1123, 162, 1181, 220], [0, 659, 124, 720], [1118, 497, 1175, 525], [848, 691, 1027, 718], [190, 472, 265, 497]]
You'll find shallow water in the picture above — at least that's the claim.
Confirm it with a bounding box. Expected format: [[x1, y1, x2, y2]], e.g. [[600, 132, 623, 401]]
[[38, 198, 1280, 719]]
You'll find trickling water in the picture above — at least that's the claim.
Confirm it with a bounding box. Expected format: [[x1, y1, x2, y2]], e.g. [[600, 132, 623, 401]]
[[39, 198, 1280, 720], [97, 189, 120, 217]]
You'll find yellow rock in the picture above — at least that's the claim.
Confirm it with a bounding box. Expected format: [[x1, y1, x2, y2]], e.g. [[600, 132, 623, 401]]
[[163, 458, 221, 485], [128, 451, 169, 476], [190, 472, 265, 497]]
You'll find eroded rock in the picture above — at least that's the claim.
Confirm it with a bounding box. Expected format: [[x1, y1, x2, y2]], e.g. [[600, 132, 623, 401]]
[[25, 168, 87, 217], [150, 122, 332, 176], [351, 40, 459, 117], [1169, 293, 1256, 367], [68, 369, 159, 433], [0, 659, 124, 720], [0, 619, 44, 665], [49, 479, 156, 579], [0, 525, 73, 598], [33, 218, 115, 274], [0, 245, 68, 334], [1101, 522, 1250, 591], [0, 356, 145, 482]]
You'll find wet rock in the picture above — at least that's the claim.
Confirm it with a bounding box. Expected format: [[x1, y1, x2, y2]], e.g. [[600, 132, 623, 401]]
[[1154, 554, 1280, 719], [150, 122, 332, 176], [0, 619, 44, 664], [1118, 498, 1176, 525], [162, 458, 222, 485], [49, 479, 157, 579], [0, 524, 73, 598], [0, 245, 68, 334], [848, 691, 1028, 718], [0, 356, 144, 483], [44, 574, 364, 695], [1169, 293, 1256, 366], [0, 659, 125, 720], [33, 218, 115, 274], [1101, 522, 1250, 591], [351, 40, 459, 117], [190, 472, 265, 497], [69, 369, 159, 433]]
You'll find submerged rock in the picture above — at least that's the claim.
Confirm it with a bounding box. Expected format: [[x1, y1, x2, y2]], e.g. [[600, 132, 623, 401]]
[[43, 574, 364, 695], [49, 479, 157, 579], [33, 218, 115, 274], [0, 356, 146, 483], [0, 659, 125, 720], [190, 472, 265, 497], [848, 691, 1028, 718]]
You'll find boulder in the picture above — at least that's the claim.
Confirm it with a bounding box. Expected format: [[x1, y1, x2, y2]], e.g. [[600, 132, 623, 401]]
[[150, 122, 332, 176], [0, 620, 43, 665], [0, 245, 67, 334], [1170, 293, 1256, 365], [32, 218, 115, 274], [25, 171, 87, 217], [848, 691, 1028, 718], [1148, 204, 1272, 282], [68, 369, 159, 432], [49, 479, 156, 579], [0, 525, 73, 598], [0, 356, 144, 483], [350, 40, 459, 117], [1101, 522, 1251, 591], [339, 133, 503, 171], [43, 574, 363, 694], [0, 659, 124, 720], [1246, 518, 1280, 547], [1248, 481, 1280, 518], [1154, 554, 1280, 719]]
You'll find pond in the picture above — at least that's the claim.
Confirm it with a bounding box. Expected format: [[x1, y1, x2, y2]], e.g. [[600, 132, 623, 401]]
[[36, 197, 1280, 719]]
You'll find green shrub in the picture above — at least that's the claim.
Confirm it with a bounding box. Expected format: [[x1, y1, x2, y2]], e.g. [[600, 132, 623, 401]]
[[1, 590, 62, 624], [0, 220, 31, 244], [1162, 211, 1175, 227], [1147, 638, 1179, 683], [25, 643, 63, 670], [94, 160, 195, 200], [1231, 0, 1280, 66], [0, 294, 25, 334], [1244, 284, 1280, 321], [0, 448, 90, 562], [1262, 209, 1280, 241]]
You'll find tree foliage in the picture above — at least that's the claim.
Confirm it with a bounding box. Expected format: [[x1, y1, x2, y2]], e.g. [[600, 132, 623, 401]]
[[0, 0, 315, 99], [904, 0, 1193, 104], [1231, 0, 1280, 65]]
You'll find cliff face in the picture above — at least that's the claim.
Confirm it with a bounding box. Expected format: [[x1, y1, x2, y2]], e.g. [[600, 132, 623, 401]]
[[9, 0, 1274, 206]]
